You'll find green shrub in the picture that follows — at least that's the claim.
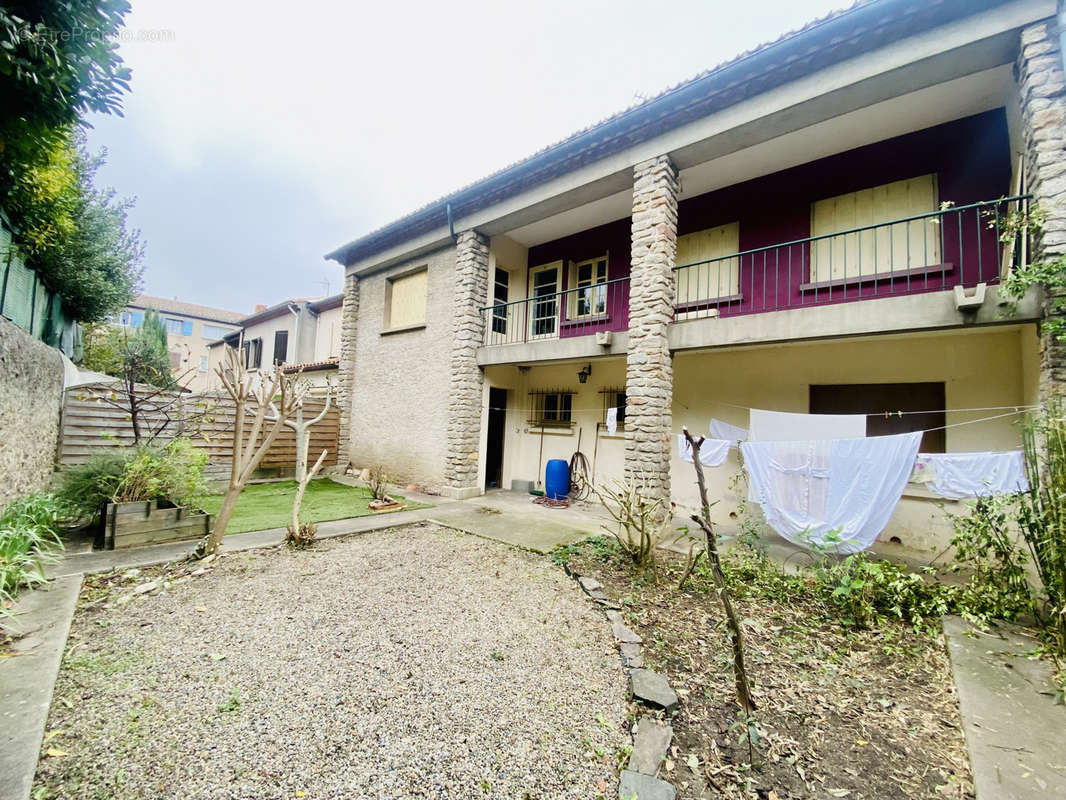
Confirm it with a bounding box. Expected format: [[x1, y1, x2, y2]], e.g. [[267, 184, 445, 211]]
[[114, 439, 207, 504], [1017, 401, 1066, 653], [56, 439, 208, 521], [0, 493, 65, 605], [813, 552, 951, 634], [55, 452, 127, 521]]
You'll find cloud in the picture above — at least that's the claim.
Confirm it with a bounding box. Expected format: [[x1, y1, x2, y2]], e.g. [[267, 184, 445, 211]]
[[85, 0, 847, 310]]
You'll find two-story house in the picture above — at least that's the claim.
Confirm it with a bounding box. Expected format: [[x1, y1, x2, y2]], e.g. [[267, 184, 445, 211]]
[[325, 0, 1066, 554], [205, 295, 344, 392], [119, 294, 244, 392]]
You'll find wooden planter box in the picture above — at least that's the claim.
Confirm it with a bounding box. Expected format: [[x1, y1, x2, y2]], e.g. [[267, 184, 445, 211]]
[[102, 500, 212, 550]]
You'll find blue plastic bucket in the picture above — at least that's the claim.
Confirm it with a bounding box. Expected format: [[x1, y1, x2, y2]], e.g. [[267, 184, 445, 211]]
[[545, 459, 570, 500]]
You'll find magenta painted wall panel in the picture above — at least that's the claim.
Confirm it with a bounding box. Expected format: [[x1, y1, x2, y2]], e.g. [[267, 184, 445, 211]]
[[524, 109, 1012, 333]]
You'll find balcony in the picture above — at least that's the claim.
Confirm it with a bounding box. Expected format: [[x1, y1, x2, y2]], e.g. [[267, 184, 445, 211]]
[[479, 195, 1031, 353]]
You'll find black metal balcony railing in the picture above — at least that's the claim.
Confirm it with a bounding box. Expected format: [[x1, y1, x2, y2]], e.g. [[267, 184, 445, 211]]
[[672, 195, 1029, 322], [479, 196, 1029, 346], [482, 275, 630, 346]]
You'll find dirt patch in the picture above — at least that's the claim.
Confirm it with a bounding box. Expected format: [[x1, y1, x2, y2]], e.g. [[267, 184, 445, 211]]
[[560, 539, 973, 800]]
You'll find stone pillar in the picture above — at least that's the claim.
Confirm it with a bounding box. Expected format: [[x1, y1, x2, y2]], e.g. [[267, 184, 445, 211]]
[[336, 270, 359, 469], [625, 156, 679, 512], [1018, 14, 1066, 399], [444, 230, 490, 498]]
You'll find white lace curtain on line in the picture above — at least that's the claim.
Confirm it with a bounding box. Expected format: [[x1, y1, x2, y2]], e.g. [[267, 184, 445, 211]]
[[741, 431, 922, 554]]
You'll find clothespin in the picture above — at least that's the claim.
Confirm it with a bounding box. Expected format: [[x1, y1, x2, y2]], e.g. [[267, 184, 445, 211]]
[[897, 410, 902, 418], [884, 411, 889, 419]]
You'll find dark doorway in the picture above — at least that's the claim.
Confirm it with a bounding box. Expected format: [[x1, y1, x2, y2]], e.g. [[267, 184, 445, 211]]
[[809, 382, 946, 452], [485, 387, 507, 489]]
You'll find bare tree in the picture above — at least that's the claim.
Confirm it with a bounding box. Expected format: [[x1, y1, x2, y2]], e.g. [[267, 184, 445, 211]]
[[283, 384, 333, 539], [198, 347, 302, 556], [282, 384, 332, 484], [682, 427, 757, 714], [589, 476, 671, 568]]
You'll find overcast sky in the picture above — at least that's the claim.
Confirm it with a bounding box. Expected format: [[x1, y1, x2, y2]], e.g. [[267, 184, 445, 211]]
[[85, 0, 847, 315]]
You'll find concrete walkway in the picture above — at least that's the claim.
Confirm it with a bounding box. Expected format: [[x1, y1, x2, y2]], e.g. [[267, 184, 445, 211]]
[[0, 575, 81, 800], [943, 615, 1065, 799]]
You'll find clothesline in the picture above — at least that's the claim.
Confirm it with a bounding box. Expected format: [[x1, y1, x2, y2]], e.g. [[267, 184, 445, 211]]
[[478, 405, 1036, 433], [710, 400, 1040, 417], [478, 400, 1041, 416]]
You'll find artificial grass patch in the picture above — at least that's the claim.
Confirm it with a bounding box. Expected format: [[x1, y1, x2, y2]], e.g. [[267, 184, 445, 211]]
[[192, 478, 429, 534]]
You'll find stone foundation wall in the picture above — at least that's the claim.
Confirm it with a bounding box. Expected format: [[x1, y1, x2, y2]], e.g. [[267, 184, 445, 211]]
[[1018, 14, 1066, 399], [624, 156, 679, 513], [0, 316, 63, 509]]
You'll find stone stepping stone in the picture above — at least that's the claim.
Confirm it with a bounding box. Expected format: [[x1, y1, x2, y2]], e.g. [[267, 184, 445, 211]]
[[578, 575, 619, 607], [605, 610, 642, 644], [630, 669, 678, 712], [620, 642, 643, 668], [619, 769, 676, 800], [629, 716, 673, 776]]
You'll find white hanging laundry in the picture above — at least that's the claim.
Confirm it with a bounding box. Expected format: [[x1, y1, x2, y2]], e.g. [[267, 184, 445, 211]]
[[606, 407, 618, 436], [749, 408, 866, 442], [922, 451, 1028, 499], [678, 434, 731, 467], [710, 418, 748, 444], [741, 431, 921, 554]]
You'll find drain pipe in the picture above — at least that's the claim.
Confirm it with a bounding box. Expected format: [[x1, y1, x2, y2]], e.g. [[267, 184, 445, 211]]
[[446, 203, 457, 243], [287, 302, 300, 366]]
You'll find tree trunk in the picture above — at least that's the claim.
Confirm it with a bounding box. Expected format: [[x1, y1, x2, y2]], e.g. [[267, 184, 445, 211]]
[[683, 428, 757, 714], [208, 482, 242, 554], [291, 449, 327, 532]]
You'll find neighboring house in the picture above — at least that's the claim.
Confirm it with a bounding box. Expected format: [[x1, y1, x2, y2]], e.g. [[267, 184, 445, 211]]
[[325, 0, 1066, 554], [119, 294, 244, 391], [206, 295, 343, 392]]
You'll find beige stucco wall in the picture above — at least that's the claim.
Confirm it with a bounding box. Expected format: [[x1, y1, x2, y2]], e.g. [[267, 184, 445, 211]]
[[313, 305, 343, 362], [486, 324, 1039, 554], [346, 245, 457, 489]]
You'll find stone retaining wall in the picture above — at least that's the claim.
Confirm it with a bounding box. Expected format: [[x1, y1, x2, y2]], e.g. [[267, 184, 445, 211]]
[[0, 315, 64, 509]]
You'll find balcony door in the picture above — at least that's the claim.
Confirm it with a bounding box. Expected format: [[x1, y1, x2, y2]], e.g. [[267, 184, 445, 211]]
[[529, 262, 560, 339]]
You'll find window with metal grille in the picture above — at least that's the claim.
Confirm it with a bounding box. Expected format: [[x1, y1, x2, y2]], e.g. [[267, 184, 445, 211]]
[[528, 389, 574, 427]]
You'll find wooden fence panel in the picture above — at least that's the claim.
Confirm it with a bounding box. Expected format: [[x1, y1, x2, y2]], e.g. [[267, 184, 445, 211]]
[[59, 383, 340, 480]]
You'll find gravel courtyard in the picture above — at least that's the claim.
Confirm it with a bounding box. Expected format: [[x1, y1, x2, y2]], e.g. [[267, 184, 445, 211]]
[[34, 524, 628, 799]]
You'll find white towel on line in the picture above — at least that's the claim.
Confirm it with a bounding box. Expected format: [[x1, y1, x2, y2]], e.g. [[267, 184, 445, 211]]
[[678, 434, 731, 467], [606, 407, 618, 436], [741, 431, 921, 554], [710, 418, 748, 444], [921, 451, 1028, 499], [749, 408, 866, 442]]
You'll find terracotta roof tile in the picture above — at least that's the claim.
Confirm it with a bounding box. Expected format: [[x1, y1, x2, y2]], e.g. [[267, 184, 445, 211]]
[[131, 294, 245, 324]]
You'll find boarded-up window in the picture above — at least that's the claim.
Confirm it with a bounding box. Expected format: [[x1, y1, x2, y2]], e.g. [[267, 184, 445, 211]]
[[810, 175, 940, 284], [386, 268, 428, 329], [675, 222, 740, 303]]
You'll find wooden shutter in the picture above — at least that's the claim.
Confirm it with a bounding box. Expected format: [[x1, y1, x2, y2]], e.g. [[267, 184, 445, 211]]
[[675, 222, 740, 303], [811, 175, 939, 283], [388, 269, 428, 328], [273, 330, 288, 364]]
